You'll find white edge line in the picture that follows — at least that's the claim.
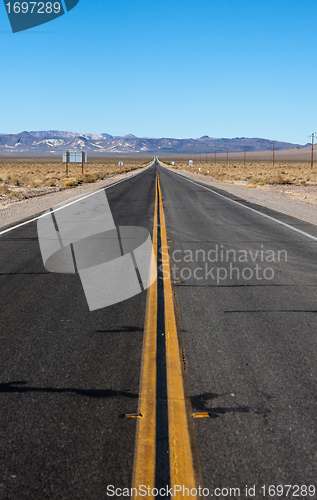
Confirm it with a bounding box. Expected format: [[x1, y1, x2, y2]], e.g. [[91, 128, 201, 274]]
[[164, 167, 317, 243], [0, 166, 151, 237]]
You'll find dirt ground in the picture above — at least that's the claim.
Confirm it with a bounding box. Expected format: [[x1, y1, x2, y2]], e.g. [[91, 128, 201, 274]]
[[161, 159, 317, 186], [0, 156, 152, 208]]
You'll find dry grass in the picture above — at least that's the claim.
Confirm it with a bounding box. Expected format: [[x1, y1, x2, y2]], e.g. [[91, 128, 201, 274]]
[[0, 156, 152, 202], [2, 156, 315, 205], [161, 159, 317, 187]]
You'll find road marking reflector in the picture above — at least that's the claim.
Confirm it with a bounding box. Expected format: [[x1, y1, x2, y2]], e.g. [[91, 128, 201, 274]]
[[192, 412, 211, 418]]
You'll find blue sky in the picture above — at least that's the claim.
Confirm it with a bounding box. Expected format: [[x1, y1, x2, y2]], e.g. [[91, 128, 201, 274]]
[[1, 0, 316, 144]]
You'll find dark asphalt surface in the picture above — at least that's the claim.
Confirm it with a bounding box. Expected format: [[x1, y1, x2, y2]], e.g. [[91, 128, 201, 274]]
[[1, 163, 317, 499]]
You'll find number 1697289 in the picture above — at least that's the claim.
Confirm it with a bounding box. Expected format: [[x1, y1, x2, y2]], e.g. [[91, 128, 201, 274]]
[[5, 2, 61, 14]]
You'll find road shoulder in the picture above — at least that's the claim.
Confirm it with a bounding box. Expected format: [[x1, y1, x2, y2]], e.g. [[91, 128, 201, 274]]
[[163, 166, 317, 227], [0, 166, 149, 229]]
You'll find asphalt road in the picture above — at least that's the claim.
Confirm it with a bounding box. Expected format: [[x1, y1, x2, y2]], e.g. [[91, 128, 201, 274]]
[[1, 163, 317, 499]]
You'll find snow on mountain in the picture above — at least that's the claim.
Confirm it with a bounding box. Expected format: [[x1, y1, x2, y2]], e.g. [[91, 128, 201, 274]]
[[0, 131, 309, 155]]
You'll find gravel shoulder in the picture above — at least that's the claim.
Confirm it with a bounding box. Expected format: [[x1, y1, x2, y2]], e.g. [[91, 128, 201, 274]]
[[2, 164, 317, 230], [165, 166, 317, 226], [0, 167, 148, 229]]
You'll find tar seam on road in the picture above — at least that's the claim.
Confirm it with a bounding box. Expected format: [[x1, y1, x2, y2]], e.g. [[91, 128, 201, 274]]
[[132, 172, 199, 499], [155, 178, 171, 493], [165, 167, 317, 243]]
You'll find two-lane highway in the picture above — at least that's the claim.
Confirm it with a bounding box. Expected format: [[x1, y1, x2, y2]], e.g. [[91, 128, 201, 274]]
[[1, 163, 317, 499]]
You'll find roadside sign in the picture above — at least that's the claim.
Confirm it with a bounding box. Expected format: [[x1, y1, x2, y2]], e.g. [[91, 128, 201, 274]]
[[63, 151, 87, 175], [63, 151, 87, 163], [189, 160, 193, 167], [118, 161, 123, 166]]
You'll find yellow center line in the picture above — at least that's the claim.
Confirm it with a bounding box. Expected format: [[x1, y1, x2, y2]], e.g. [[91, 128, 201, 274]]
[[132, 172, 199, 498], [157, 178, 198, 498]]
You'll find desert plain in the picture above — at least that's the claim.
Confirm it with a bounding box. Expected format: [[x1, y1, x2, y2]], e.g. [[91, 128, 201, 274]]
[[1, 148, 317, 228]]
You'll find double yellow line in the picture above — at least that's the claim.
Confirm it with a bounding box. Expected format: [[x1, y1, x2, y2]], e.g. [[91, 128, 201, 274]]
[[132, 173, 198, 498]]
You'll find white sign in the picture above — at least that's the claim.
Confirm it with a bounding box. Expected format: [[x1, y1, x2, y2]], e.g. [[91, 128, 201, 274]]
[[63, 151, 87, 163], [118, 161, 123, 166], [189, 160, 193, 167]]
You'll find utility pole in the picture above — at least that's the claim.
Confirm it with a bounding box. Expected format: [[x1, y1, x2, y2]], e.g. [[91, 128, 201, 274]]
[[272, 140, 275, 168], [214, 151, 217, 164], [226, 148, 229, 165], [244, 147, 246, 165], [309, 133, 317, 169]]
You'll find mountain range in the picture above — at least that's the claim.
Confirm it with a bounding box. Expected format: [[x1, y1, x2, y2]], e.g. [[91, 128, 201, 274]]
[[0, 131, 310, 155]]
